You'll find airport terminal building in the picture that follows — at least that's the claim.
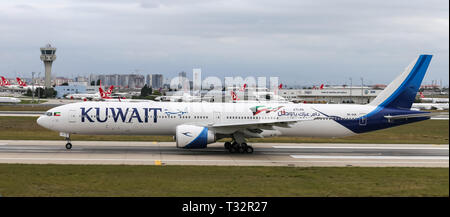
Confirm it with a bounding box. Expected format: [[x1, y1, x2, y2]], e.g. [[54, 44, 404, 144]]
[[279, 87, 383, 104]]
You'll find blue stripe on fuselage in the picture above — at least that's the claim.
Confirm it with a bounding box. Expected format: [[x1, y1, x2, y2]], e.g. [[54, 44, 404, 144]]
[[334, 108, 429, 134]]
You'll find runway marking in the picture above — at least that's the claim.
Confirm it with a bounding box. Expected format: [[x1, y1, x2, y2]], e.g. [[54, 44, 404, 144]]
[[290, 155, 449, 160], [0, 157, 447, 165], [274, 146, 449, 150], [0, 114, 41, 117], [0, 147, 60, 150]]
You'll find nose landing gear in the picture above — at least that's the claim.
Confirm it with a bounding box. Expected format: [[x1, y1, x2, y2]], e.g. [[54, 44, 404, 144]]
[[61, 132, 72, 150], [65, 142, 72, 150]]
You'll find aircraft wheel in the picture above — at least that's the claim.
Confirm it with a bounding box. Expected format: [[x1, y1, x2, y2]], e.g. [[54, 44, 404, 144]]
[[224, 142, 231, 150], [229, 142, 239, 153], [240, 143, 248, 153], [65, 143, 72, 150], [245, 146, 254, 154]]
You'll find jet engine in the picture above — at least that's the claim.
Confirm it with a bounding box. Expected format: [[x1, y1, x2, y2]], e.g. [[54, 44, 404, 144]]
[[176, 125, 216, 149]]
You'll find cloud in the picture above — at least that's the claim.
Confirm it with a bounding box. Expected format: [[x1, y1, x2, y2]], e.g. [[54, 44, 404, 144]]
[[0, 0, 448, 85]]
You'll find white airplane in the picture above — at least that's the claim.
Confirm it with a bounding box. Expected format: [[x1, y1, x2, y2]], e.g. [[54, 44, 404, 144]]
[[16, 77, 45, 91], [230, 90, 289, 103], [1, 76, 23, 89], [230, 84, 288, 103], [65, 92, 101, 101], [65, 85, 114, 101], [411, 103, 449, 111], [38, 55, 435, 153], [155, 92, 204, 102], [0, 97, 21, 103], [419, 92, 449, 103], [0, 76, 44, 90]]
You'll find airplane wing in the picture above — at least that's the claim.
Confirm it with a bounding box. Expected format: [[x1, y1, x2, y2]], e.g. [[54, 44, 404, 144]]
[[211, 119, 299, 128], [206, 118, 306, 137]]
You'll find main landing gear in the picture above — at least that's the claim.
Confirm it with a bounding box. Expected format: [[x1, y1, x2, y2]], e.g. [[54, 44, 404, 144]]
[[224, 141, 254, 154]]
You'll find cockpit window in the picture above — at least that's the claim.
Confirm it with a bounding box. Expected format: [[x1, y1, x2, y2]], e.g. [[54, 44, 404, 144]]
[[46, 112, 53, 116]]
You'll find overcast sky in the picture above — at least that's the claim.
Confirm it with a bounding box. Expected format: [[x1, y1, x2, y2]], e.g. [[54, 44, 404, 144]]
[[0, 0, 448, 86]]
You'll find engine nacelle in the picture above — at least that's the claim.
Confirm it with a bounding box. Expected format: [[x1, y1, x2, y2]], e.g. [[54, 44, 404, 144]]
[[176, 125, 216, 149]]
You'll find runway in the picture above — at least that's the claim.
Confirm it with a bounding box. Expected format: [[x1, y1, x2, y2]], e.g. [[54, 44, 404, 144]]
[[0, 140, 447, 167], [0, 111, 44, 117]]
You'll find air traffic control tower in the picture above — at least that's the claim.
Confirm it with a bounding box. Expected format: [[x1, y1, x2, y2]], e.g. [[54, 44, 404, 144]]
[[40, 44, 57, 88]]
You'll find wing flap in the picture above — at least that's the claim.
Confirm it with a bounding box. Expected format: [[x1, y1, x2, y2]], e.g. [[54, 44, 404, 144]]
[[211, 119, 299, 128]]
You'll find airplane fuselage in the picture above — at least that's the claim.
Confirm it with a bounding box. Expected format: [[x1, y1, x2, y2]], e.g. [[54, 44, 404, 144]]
[[37, 101, 427, 138]]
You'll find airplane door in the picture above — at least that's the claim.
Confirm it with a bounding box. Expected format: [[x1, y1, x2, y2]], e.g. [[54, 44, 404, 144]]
[[359, 113, 367, 126], [213, 111, 221, 123], [69, 110, 77, 123]]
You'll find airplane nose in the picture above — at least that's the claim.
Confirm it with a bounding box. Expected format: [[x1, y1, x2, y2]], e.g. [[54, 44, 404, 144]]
[[37, 116, 47, 128]]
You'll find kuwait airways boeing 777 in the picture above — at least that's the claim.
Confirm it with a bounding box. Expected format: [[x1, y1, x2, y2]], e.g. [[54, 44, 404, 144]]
[[37, 55, 434, 153]]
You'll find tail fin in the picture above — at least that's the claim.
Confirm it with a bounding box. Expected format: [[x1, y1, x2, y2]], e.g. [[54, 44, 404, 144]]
[[239, 83, 247, 92], [99, 86, 107, 98], [231, 91, 240, 101], [107, 85, 114, 95], [369, 55, 432, 110], [419, 92, 425, 98], [1, 76, 10, 85], [99, 85, 113, 99], [16, 78, 27, 87]]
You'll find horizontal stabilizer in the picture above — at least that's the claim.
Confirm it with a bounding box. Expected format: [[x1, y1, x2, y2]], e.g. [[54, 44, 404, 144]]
[[384, 112, 435, 121]]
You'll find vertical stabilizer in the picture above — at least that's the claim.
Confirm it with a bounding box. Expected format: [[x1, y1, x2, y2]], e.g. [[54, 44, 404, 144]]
[[369, 55, 432, 110]]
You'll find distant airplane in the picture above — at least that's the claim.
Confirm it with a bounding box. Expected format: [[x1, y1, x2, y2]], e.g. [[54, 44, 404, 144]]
[[16, 77, 45, 90], [239, 83, 247, 92], [99, 85, 137, 102], [66, 84, 114, 101], [231, 90, 239, 102], [412, 103, 449, 111], [37, 55, 437, 153], [16, 77, 27, 87], [312, 84, 324, 90], [155, 92, 204, 102], [0, 76, 43, 90], [419, 92, 449, 103], [1, 76, 21, 89], [0, 97, 21, 103], [99, 85, 115, 99], [231, 87, 287, 103]]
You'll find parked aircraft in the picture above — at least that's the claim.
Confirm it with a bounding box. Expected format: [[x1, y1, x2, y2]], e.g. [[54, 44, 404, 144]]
[[411, 103, 449, 110], [419, 92, 449, 103], [0, 97, 21, 103], [66, 85, 114, 101]]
